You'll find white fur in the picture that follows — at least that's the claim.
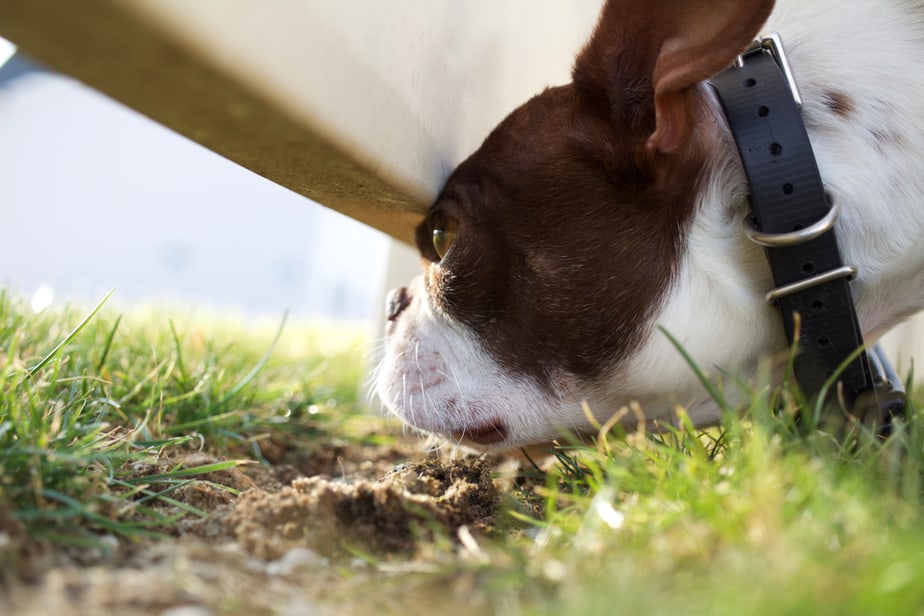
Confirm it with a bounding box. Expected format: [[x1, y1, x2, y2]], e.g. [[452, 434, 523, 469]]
[[378, 0, 924, 449]]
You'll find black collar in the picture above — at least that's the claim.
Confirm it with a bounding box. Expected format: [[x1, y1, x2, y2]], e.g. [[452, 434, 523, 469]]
[[709, 34, 904, 432]]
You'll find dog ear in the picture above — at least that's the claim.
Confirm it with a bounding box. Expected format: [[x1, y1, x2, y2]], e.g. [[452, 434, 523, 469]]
[[575, 0, 774, 154]]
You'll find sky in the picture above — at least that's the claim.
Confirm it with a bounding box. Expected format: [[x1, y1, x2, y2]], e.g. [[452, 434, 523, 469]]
[[0, 43, 391, 323]]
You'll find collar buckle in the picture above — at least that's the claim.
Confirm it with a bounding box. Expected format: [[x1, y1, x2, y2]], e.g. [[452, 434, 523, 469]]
[[735, 32, 803, 108], [742, 202, 840, 248]]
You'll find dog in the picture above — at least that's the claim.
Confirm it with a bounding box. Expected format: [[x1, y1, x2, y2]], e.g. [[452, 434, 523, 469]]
[[375, 0, 924, 450]]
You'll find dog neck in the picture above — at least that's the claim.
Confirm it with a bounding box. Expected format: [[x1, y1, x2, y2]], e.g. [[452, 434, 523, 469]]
[[611, 1, 924, 424]]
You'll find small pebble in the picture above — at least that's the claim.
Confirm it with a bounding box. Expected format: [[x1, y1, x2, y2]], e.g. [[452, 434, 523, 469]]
[[266, 547, 327, 576], [278, 601, 323, 616], [160, 606, 213, 616]]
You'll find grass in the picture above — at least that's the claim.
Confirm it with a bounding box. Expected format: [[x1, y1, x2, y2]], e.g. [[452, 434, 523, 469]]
[[0, 288, 371, 545], [2, 285, 924, 615], [501, 407, 924, 615]]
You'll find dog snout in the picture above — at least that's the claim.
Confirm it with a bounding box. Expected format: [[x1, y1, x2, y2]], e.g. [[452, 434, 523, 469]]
[[385, 286, 412, 321]]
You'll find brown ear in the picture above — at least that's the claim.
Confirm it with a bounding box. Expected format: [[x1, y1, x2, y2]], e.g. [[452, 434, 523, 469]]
[[575, 0, 775, 154]]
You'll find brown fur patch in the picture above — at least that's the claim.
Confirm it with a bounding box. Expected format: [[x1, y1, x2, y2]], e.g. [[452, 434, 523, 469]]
[[823, 90, 855, 118], [416, 81, 707, 384]]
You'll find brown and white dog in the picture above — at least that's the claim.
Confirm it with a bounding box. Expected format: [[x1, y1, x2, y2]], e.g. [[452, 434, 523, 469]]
[[376, 0, 924, 450]]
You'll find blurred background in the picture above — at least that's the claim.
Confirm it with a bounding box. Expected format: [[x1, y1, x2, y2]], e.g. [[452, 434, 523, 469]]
[[0, 43, 392, 324]]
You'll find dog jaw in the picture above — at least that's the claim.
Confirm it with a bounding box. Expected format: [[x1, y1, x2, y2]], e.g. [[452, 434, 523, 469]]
[[377, 271, 723, 450]]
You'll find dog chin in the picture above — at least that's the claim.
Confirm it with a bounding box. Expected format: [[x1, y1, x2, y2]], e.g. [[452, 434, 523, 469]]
[[376, 262, 745, 452]]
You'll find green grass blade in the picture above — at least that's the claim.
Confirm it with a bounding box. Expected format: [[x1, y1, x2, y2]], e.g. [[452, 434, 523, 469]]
[[117, 459, 243, 484], [658, 325, 729, 409], [169, 319, 189, 385], [95, 313, 123, 372], [212, 311, 288, 411], [26, 288, 115, 377]]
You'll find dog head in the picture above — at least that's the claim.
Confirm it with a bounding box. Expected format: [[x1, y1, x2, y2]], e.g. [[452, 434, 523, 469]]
[[377, 0, 777, 450]]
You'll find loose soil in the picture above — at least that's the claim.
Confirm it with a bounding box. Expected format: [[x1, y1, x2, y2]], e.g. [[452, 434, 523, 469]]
[[0, 431, 530, 615]]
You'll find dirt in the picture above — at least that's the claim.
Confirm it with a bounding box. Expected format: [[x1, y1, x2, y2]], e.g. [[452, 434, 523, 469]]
[[0, 437, 516, 615]]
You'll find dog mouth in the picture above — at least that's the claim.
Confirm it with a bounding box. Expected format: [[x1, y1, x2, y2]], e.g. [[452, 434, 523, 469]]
[[454, 420, 509, 446]]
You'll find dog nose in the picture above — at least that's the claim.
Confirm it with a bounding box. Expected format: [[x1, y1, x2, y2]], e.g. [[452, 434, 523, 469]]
[[385, 287, 412, 321]]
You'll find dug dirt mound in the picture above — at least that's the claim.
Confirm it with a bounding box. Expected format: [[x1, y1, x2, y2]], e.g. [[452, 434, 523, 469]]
[[229, 457, 500, 560]]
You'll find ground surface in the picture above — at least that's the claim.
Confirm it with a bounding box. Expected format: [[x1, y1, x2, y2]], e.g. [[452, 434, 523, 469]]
[[6, 300, 924, 616], [2, 431, 511, 615]]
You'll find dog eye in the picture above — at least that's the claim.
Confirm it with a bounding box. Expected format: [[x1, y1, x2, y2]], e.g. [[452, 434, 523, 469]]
[[431, 213, 458, 260]]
